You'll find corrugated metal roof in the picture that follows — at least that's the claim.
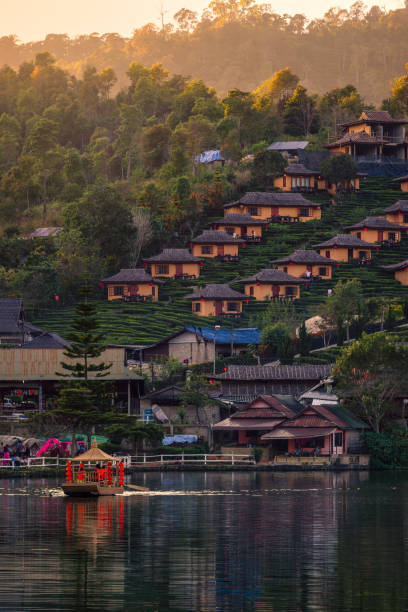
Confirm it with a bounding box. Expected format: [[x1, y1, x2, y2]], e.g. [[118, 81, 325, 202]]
[[345, 216, 404, 230], [186, 327, 261, 345], [268, 141, 309, 151], [214, 364, 332, 381]]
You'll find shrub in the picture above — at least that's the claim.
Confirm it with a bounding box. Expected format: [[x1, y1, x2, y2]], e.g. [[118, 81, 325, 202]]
[[251, 446, 264, 463], [362, 430, 408, 468]]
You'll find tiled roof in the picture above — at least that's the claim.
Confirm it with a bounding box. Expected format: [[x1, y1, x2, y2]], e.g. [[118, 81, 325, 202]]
[[345, 216, 404, 230], [261, 426, 337, 440], [184, 284, 247, 300], [271, 249, 338, 265], [215, 213, 268, 225], [144, 249, 201, 263], [383, 259, 408, 272], [191, 230, 245, 244], [213, 417, 285, 430], [23, 331, 69, 349], [213, 364, 332, 381], [313, 234, 375, 248], [327, 131, 385, 148], [340, 110, 407, 127], [102, 268, 162, 283], [283, 163, 319, 176], [383, 200, 408, 213], [224, 192, 321, 208], [239, 268, 306, 284], [393, 175, 408, 182], [0, 298, 24, 334], [249, 394, 299, 418]]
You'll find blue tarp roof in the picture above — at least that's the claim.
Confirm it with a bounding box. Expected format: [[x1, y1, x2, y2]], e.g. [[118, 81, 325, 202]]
[[196, 149, 224, 164], [186, 327, 261, 345]]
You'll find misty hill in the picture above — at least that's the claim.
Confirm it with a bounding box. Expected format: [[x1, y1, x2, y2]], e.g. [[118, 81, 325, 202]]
[[2, 1, 408, 104]]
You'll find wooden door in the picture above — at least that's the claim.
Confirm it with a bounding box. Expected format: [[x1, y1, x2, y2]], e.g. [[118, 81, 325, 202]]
[[240, 226, 245, 236], [129, 284, 139, 295], [217, 245, 224, 256], [378, 230, 383, 241], [348, 248, 353, 260], [175, 263, 183, 275], [272, 284, 280, 297], [215, 301, 223, 315]]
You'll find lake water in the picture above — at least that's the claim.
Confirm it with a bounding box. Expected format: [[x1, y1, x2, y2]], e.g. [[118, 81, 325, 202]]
[[0, 470, 407, 611]]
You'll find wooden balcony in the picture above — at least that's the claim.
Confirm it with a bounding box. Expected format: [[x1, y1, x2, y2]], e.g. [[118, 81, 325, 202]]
[[217, 255, 240, 262]]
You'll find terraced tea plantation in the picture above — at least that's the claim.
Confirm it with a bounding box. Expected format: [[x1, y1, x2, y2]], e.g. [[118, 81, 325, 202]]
[[33, 178, 408, 345]]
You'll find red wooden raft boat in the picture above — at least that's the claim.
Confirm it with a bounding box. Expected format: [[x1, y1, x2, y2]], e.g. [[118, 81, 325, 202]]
[[61, 440, 125, 496]]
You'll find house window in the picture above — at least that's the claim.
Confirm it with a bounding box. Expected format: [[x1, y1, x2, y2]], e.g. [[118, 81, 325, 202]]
[[283, 266, 288, 273], [227, 302, 239, 311], [388, 232, 396, 242], [285, 286, 295, 296], [194, 302, 201, 312], [283, 175, 286, 187], [156, 264, 169, 274], [403, 214, 408, 223], [114, 286, 124, 296], [152, 286, 156, 297], [201, 245, 213, 254], [300, 208, 309, 217], [225, 227, 234, 235], [325, 250, 330, 258], [356, 232, 361, 239], [249, 286, 254, 296], [334, 432, 343, 447], [248, 207, 258, 216], [319, 267, 327, 276]]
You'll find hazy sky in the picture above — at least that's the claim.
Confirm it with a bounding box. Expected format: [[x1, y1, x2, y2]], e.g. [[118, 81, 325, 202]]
[[1, 0, 404, 42]]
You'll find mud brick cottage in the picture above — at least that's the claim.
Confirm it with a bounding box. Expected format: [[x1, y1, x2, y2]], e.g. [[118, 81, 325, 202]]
[[211, 213, 268, 241], [383, 201, 408, 227], [270, 250, 337, 280], [239, 268, 305, 300], [101, 269, 163, 302], [223, 192, 322, 223], [393, 175, 408, 192], [382, 260, 408, 285], [190, 230, 244, 261], [144, 248, 202, 280], [345, 216, 403, 244], [313, 234, 375, 263], [184, 283, 248, 317]]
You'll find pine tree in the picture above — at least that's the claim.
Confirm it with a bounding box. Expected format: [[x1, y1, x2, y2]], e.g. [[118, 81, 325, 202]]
[[55, 290, 112, 455], [298, 321, 311, 356]]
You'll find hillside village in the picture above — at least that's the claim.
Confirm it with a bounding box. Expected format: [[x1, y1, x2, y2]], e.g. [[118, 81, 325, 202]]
[[1, 49, 408, 466]]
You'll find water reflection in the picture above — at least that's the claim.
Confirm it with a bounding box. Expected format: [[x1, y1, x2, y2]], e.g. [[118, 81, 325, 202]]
[[0, 471, 407, 611]]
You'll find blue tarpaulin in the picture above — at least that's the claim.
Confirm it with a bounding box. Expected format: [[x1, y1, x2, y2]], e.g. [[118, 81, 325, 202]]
[[195, 150, 224, 164], [186, 327, 261, 345], [162, 435, 198, 445]]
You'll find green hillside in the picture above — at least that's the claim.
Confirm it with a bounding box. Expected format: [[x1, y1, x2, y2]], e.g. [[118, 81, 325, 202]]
[[31, 178, 408, 345]]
